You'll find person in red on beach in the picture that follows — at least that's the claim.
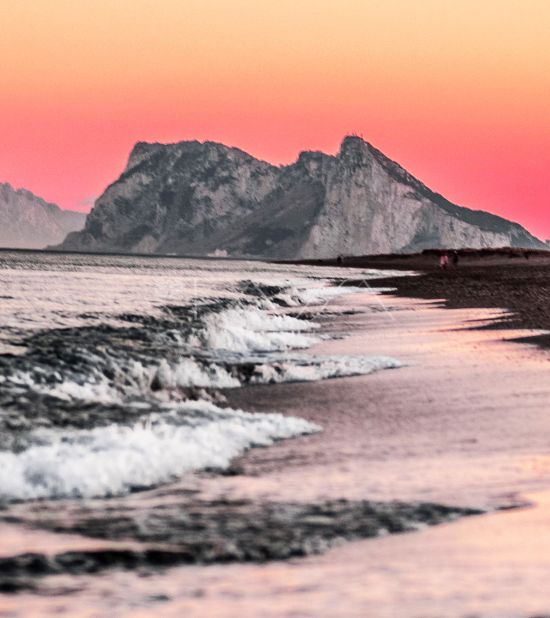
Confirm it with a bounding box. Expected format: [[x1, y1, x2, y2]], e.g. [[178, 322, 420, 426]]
[[439, 253, 449, 270]]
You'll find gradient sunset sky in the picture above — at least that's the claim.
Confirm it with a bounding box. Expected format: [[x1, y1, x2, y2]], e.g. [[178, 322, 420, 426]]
[[1, 0, 549, 236]]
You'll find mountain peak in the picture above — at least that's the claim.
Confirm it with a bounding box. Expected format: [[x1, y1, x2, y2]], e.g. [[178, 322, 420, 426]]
[[340, 134, 369, 150], [126, 141, 169, 171], [338, 135, 378, 166], [125, 139, 272, 175]]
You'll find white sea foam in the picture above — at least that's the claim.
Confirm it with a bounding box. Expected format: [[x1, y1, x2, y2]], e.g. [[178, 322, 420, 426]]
[[0, 401, 320, 501], [249, 355, 402, 384], [24, 355, 240, 406], [193, 306, 321, 354], [291, 285, 369, 305], [152, 358, 240, 389]]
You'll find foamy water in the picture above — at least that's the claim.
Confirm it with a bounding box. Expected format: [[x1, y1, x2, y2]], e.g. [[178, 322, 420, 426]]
[[0, 400, 320, 501], [0, 251, 403, 501]]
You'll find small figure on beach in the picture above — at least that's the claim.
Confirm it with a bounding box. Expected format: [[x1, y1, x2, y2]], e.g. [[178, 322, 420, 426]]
[[452, 251, 459, 267], [439, 253, 449, 270]]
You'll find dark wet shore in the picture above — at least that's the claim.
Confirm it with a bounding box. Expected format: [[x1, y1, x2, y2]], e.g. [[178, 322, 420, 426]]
[[289, 250, 550, 345], [0, 498, 478, 592]]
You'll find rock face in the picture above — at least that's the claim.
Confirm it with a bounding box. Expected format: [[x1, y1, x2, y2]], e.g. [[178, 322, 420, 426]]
[[56, 136, 543, 257], [0, 183, 86, 249]]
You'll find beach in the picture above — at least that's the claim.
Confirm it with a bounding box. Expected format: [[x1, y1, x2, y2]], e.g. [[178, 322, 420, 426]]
[[2, 253, 550, 616], [123, 294, 550, 617], [296, 250, 550, 337]]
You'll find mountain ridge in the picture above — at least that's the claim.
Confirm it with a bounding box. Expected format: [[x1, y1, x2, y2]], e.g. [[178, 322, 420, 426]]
[[55, 136, 544, 257], [0, 183, 86, 249]]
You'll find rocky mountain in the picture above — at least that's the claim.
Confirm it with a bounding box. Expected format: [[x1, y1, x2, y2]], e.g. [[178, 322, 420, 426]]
[[55, 136, 544, 257], [0, 183, 86, 249]]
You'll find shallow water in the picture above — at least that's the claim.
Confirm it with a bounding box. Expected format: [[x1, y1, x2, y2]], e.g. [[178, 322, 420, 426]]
[[0, 251, 403, 501]]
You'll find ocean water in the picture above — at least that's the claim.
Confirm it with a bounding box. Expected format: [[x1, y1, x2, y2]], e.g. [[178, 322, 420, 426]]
[[0, 251, 404, 504]]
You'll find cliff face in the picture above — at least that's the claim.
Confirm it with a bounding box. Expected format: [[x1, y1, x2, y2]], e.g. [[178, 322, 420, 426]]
[[56, 136, 544, 257], [0, 184, 86, 249]]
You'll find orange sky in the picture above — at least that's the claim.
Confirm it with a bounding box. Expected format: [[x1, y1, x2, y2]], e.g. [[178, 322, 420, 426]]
[[1, 0, 549, 236]]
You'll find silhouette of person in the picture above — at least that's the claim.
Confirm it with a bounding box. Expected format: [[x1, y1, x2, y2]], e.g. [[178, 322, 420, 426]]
[[452, 251, 459, 267]]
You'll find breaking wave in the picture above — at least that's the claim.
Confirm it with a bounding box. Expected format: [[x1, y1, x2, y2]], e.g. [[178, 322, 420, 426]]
[[0, 401, 320, 501], [192, 305, 321, 353]]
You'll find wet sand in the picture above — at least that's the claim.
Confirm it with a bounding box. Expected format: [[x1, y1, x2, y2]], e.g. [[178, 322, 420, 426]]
[[4, 288, 550, 616], [220, 294, 550, 508], [162, 294, 550, 617]]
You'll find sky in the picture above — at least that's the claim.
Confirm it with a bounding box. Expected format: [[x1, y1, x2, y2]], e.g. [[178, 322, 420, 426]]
[[1, 0, 549, 237]]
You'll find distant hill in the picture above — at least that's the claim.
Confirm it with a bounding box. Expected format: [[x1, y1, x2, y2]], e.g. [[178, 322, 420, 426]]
[[0, 183, 86, 249], [55, 136, 544, 257]]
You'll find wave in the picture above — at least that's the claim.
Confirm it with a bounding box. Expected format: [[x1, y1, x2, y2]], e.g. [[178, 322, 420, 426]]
[[249, 355, 402, 384], [30, 351, 402, 407], [0, 400, 320, 501], [1, 277, 404, 412], [5, 278, 397, 407], [191, 305, 321, 354]]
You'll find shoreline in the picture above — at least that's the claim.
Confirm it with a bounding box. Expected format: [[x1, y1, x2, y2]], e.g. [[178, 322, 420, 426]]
[[222, 292, 550, 508], [188, 288, 550, 616], [290, 251, 550, 347]]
